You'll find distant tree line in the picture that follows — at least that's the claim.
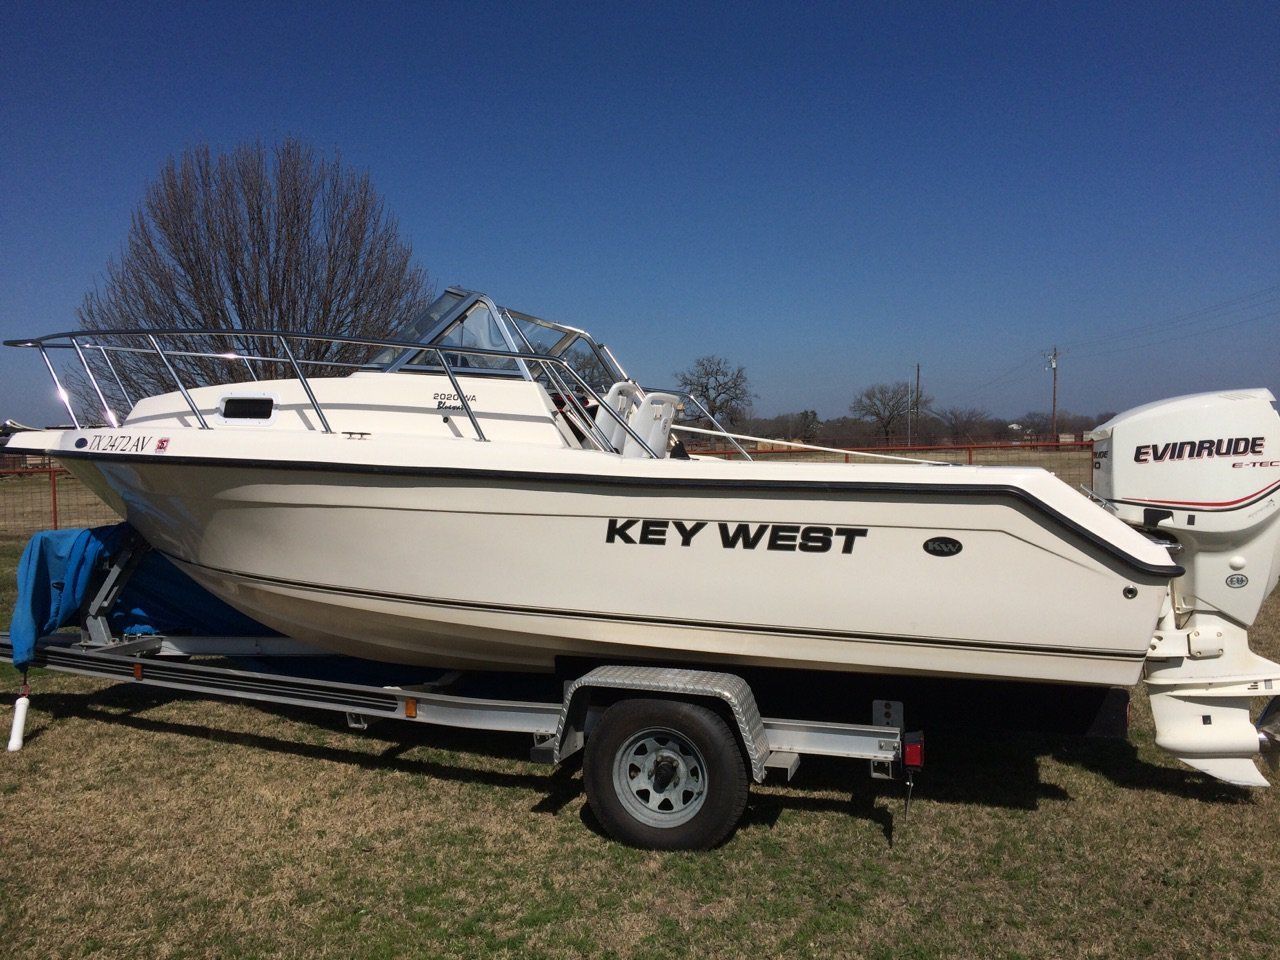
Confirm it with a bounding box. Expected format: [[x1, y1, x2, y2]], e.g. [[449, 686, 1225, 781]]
[[675, 356, 1114, 447], [742, 406, 1116, 447]]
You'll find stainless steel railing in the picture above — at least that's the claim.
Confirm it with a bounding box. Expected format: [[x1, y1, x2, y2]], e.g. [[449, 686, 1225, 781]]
[[5, 327, 674, 459]]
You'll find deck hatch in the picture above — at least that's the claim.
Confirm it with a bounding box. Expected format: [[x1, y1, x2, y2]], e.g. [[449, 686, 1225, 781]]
[[220, 397, 274, 419]]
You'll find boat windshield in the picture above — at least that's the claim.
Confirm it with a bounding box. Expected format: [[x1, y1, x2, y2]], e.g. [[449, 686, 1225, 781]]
[[408, 300, 520, 372], [376, 288, 625, 391]]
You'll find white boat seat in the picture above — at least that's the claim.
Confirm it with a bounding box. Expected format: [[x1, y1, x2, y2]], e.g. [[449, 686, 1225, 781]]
[[622, 392, 680, 458], [594, 381, 643, 451]]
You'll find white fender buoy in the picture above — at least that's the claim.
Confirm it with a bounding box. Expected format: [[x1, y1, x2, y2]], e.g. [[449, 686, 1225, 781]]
[[7, 695, 29, 752]]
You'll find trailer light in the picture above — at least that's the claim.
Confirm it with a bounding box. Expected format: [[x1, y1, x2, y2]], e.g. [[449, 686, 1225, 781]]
[[132, 663, 143, 681], [902, 735, 924, 769], [404, 697, 417, 719]]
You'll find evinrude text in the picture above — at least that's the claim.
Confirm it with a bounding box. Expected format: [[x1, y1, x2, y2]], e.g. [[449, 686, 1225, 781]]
[[1133, 436, 1264, 463]]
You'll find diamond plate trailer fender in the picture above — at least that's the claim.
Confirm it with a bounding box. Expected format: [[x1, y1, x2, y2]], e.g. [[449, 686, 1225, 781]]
[[551, 666, 772, 780], [546, 665, 907, 784]]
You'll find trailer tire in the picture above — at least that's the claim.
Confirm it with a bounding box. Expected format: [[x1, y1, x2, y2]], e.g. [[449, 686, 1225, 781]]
[[583, 698, 748, 850]]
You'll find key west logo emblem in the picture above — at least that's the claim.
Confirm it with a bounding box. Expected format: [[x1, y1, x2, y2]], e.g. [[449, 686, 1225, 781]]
[[605, 518, 868, 554], [923, 536, 963, 557]]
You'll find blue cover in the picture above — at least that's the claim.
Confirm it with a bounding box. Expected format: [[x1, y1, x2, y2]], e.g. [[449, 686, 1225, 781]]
[[8, 523, 273, 671]]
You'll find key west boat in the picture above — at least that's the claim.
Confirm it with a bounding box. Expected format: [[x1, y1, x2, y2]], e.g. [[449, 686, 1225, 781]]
[[4, 287, 1279, 785]]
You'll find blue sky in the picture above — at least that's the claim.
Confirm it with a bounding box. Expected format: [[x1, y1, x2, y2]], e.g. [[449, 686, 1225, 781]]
[[1, 1, 1276, 425]]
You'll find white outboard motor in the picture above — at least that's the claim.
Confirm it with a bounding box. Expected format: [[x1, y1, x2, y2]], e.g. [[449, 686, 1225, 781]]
[[1092, 389, 1280, 785]]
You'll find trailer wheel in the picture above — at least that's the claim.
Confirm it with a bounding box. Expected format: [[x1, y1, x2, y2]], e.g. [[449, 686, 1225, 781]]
[[583, 698, 748, 850]]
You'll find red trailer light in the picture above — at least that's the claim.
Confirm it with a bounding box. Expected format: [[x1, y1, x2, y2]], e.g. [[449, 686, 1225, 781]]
[[902, 736, 924, 769]]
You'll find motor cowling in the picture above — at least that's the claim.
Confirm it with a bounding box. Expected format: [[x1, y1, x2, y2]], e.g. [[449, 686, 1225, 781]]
[[1091, 388, 1280, 627]]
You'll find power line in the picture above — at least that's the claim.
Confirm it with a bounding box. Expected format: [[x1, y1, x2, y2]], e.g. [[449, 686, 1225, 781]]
[[943, 350, 1044, 405], [1065, 305, 1280, 362], [1057, 284, 1280, 354], [942, 283, 1279, 409]]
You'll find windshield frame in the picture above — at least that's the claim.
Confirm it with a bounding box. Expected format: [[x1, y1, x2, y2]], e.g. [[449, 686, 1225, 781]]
[[380, 287, 628, 388]]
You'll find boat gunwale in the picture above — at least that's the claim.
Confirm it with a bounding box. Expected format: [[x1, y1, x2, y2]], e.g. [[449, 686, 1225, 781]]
[[48, 446, 1186, 580]]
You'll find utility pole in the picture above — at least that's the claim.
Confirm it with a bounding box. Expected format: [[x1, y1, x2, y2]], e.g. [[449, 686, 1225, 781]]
[[1047, 346, 1059, 439], [914, 362, 921, 443], [906, 373, 911, 446]]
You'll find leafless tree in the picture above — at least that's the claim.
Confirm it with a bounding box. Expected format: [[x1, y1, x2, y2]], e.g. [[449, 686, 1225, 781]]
[[560, 343, 615, 394], [73, 138, 430, 410], [675, 355, 753, 427], [937, 406, 994, 442], [849, 381, 932, 440], [793, 409, 820, 442], [1018, 410, 1054, 438], [744, 409, 821, 442], [1018, 409, 1114, 440]]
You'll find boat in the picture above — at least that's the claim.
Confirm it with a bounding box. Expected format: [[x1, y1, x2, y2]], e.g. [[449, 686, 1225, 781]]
[[4, 286, 1279, 786]]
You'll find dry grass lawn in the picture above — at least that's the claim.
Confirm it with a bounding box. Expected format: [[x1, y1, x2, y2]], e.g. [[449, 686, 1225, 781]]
[[1, 539, 1278, 959]]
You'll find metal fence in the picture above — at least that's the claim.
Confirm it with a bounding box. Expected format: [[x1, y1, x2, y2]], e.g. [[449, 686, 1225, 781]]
[[692, 440, 1096, 490], [0, 468, 122, 540]]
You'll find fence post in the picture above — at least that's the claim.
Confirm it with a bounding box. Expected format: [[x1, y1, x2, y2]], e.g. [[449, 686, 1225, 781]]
[[967, 446, 973, 465], [49, 468, 59, 530]]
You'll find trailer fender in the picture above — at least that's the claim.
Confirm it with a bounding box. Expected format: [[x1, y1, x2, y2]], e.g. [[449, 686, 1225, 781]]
[[552, 666, 770, 781]]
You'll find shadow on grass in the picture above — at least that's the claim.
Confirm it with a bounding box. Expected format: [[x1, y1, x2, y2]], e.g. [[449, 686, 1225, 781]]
[[26, 681, 1255, 842], [740, 779, 900, 845], [32, 684, 558, 794]]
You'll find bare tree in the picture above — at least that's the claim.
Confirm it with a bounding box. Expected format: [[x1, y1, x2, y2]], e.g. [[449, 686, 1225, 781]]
[[675, 355, 753, 427], [742, 409, 822, 441], [74, 138, 430, 407], [794, 409, 820, 442], [1018, 411, 1053, 438], [849, 381, 931, 441], [937, 406, 994, 442]]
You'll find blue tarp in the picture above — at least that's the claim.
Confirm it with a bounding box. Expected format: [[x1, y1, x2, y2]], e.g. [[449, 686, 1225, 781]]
[[8, 523, 274, 671]]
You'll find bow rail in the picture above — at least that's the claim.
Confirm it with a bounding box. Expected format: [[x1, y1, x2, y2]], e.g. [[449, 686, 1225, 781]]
[[6, 326, 946, 466], [6, 327, 678, 460]]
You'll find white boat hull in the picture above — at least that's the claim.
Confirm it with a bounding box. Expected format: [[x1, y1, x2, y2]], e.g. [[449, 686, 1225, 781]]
[[58, 448, 1172, 686]]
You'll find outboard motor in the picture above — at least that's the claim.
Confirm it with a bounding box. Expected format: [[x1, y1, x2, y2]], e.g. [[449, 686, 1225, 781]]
[[1091, 389, 1280, 785]]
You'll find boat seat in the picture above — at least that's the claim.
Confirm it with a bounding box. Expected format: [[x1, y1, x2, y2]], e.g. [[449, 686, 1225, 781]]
[[594, 381, 643, 451], [622, 392, 680, 458]]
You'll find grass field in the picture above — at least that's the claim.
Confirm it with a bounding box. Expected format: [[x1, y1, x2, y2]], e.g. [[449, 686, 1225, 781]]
[[1, 540, 1278, 959]]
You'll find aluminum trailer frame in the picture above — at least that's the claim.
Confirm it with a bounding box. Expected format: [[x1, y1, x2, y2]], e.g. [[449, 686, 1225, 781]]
[[2, 633, 913, 785]]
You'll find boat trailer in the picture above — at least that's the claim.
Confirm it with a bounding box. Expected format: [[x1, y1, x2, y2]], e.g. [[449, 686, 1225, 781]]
[[4, 538, 923, 849], [3, 632, 922, 847]]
